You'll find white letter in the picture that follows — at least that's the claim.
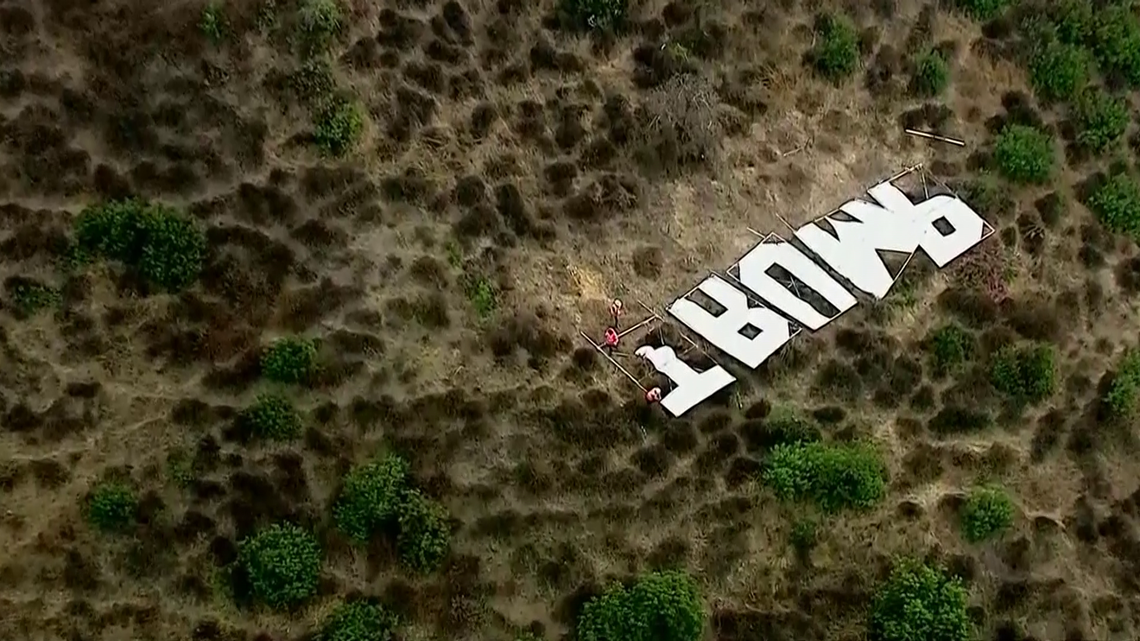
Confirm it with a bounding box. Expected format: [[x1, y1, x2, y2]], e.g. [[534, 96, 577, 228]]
[[795, 182, 987, 297], [735, 241, 857, 331], [667, 275, 792, 368], [635, 345, 735, 417], [915, 195, 987, 267], [871, 181, 987, 268], [794, 182, 924, 299]]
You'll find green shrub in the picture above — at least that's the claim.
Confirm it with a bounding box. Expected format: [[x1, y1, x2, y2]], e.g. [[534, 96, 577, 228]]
[[291, 57, 336, 106], [810, 14, 860, 81], [1088, 172, 1140, 239], [319, 601, 398, 641], [238, 523, 321, 609], [927, 324, 973, 374], [955, 0, 1008, 21], [10, 280, 60, 316], [314, 95, 364, 157], [1029, 41, 1090, 103], [763, 407, 822, 445], [75, 199, 206, 291], [960, 485, 1015, 542], [912, 49, 949, 97], [334, 454, 410, 542], [465, 275, 497, 318], [240, 394, 302, 440], [261, 336, 317, 384], [789, 518, 818, 554], [200, 3, 226, 44], [299, 0, 341, 47], [1104, 348, 1140, 418], [577, 570, 704, 641], [989, 343, 1056, 403], [1089, 6, 1140, 87], [762, 441, 887, 513], [869, 559, 971, 641], [396, 490, 451, 573], [1074, 88, 1128, 154], [559, 0, 628, 31], [992, 124, 1054, 184], [85, 482, 138, 532], [1051, 0, 1095, 45]]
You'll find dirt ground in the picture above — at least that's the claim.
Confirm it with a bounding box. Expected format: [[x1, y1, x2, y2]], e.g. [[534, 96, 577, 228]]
[[3, 0, 1140, 639]]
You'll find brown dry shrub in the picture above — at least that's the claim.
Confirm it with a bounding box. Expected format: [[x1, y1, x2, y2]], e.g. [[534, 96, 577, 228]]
[[637, 73, 722, 174], [947, 239, 1011, 302]]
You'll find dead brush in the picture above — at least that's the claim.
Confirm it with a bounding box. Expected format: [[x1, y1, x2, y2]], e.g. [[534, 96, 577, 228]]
[[638, 73, 723, 173], [948, 238, 1012, 302]]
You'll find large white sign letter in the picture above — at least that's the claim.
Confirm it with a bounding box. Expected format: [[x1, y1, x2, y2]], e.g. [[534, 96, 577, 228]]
[[735, 241, 857, 331], [667, 275, 793, 368], [915, 195, 987, 267], [795, 182, 924, 299], [795, 182, 987, 298], [635, 345, 735, 417]]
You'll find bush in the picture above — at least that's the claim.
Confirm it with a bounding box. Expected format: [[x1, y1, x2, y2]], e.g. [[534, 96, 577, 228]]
[[85, 482, 138, 532], [577, 570, 704, 641], [291, 57, 336, 106], [1074, 88, 1128, 154], [261, 337, 317, 384], [989, 343, 1056, 403], [299, 0, 341, 47], [762, 441, 887, 513], [927, 324, 973, 374], [641, 74, 723, 172], [1029, 41, 1090, 103], [960, 485, 1015, 542], [559, 0, 628, 31], [396, 491, 451, 573], [333, 454, 410, 542], [10, 280, 60, 316], [912, 50, 950, 97], [464, 275, 497, 318], [955, 0, 1008, 21], [314, 95, 364, 157], [75, 199, 206, 291], [320, 601, 398, 641], [238, 523, 321, 609], [789, 518, 818, 554], [240, 394, 302, 440], [1088, 172, 1140, 239], [1051, 0, 1094, 45], [1104, 348, 1140, 418], [810, 14, 860, 81], [869, 559, 971, 641], [993, 125, 1054, 184], [1089, 6, 1140, 87], [764, 407, 822, 445], [200, 3, 226, 44]]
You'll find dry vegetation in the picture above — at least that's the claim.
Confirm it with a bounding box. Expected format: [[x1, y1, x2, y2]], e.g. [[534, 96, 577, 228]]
[[5, 0, 1140, 639]]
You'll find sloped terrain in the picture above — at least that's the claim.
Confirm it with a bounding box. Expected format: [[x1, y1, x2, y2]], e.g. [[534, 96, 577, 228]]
[[4, 0, 1140, 640]]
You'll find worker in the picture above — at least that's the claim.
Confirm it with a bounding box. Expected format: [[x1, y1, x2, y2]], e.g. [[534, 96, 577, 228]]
[[609, 298, 623, 329], [603, 327, 619, 353]]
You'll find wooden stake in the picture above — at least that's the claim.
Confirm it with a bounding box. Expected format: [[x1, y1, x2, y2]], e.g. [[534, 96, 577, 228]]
[[617, 315, 656, 339], [580, 331, 646, 391], [904, 129, 966, 147]]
